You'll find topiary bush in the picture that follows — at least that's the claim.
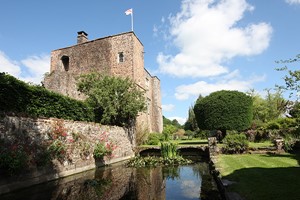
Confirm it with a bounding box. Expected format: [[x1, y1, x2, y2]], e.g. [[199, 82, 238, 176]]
[[194, 90, 253, 141], [223, 133, 249, 154]]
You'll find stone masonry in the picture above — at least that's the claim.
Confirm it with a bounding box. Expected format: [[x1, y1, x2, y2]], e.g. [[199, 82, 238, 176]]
[[44, 31, 163, 133]]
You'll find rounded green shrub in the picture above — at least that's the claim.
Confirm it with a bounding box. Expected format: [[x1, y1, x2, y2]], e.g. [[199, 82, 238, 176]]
[[223, 133, 249, 154]]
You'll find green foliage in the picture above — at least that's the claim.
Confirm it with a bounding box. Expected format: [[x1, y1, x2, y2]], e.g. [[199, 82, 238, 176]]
[[184, 104, 199, 132], [93, 131, 117, 159], [289, 101, 300, 119], [223, 133, 249, 154], [161, 142, 178, 159], [0, 73, 94, 121], [194, 90, 253, 131], [265, 121, 281, 130], [163, 116, 182, 129], [184, 130, 195, 139], [77, 73, 146, 127], [0, 143, 29, 175], [248, 89, 288, 124], [146, 132, 164, 145], [126, 156, 192, 168], [162, 124, 178, 141], [93, 142, 109, 159]]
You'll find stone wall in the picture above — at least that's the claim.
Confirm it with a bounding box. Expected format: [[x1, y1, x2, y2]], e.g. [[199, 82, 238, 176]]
[[0, 116, 135, 194]]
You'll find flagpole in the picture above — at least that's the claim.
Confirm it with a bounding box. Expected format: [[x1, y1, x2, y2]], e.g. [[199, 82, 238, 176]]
[[131, 10, 134, 32]]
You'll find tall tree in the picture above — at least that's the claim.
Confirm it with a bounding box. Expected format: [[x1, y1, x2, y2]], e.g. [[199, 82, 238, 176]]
[[184, 105, 199, 132], [77, 73, 146, 127], [194, 90, 253, 139]]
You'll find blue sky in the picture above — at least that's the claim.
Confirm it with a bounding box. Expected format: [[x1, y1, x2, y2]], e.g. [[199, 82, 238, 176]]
[[1, 0, 300, 124]]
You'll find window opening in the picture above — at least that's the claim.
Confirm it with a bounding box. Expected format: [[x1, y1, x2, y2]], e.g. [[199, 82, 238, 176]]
[[61, 56, 69, 71], [118, 52, 124, 63]]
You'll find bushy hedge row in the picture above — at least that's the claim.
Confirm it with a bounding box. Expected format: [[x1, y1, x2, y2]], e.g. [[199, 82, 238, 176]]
[[0, 73, 94, 121]]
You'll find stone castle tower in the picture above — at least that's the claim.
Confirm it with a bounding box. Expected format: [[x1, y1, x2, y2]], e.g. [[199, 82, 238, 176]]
[[44, 31, 163, 133]]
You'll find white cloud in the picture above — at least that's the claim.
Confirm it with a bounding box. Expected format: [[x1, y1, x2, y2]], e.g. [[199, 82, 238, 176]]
[[0, 51, 21, 76], [0, 50, 50, 84], [168, 116, 187, 125], [285, 0, 300, 5], [175, 71, 266, 100], [157, 0, 272, 78], [162, 104, 175, 112], [21, 54, 50, 84]]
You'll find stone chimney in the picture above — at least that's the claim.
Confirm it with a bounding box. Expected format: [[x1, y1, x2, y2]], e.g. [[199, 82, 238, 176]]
[[77, 31, 88, 44]]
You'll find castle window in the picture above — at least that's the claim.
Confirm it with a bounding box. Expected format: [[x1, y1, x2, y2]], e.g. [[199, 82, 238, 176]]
[[61, 56, 69, 71], [118, 52, 124, 63]]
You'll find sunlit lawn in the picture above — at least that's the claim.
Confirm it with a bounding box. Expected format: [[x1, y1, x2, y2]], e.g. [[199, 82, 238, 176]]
[[217, 140, 274, 149], [216, 152, 300, 200]]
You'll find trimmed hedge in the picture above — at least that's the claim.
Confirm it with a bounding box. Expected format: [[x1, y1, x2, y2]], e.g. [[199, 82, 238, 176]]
[[0, 73, 94, 121]]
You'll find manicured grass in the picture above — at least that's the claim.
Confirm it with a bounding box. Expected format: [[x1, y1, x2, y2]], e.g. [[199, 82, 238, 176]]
[[248, 140, 274, 148], [176, 139, 208, 146], [217, 141, 274, 149], [216, 152, 300, 200]]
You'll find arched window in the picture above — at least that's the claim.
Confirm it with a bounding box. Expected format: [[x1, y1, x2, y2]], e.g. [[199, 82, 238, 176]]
[[61, 56, 69, 71]]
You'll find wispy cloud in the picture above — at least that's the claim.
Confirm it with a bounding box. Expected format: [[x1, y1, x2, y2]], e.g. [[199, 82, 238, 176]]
[[0, 50, 50, 84], [285, 0, 300, 5], [162, 104, 175, 112], [175, 71, 266, 100], [157, 0, 272, 78], [0, 51, 21, 76]]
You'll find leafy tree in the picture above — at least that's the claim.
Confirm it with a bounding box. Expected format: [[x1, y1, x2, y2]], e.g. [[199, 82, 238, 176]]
[[77, 73, 146, 127], [276, 54, 300, 100], [184, 105, 199, 132], [163, 116, 182, 129], [162, 124, 178, 141], [289, 101, 300, 119], [247, 89, 289, 124], [194, 90, 253, 139]]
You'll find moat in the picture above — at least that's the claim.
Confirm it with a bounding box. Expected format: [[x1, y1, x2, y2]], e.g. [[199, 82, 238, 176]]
[[0, 161, 220, 200]]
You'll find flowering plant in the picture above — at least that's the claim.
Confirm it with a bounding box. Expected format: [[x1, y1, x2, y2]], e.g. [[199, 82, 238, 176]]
[[47, 120, 68, 160], [93, 131, 117, 159]]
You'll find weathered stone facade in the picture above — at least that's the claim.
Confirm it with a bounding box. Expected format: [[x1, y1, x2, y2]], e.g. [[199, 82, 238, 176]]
[[44, 31, 163, 133]]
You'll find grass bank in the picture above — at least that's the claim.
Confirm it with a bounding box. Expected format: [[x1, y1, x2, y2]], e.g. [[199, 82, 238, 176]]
[[215, 152, 300, 200]]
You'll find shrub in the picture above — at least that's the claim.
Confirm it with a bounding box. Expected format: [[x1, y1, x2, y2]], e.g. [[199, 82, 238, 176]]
[[146, 133, 164, 145], [161, 142, 178, 159], [223, 133, 249, 154], [93, 132, 117, 159], [0, 73, 94, 121], [0, 143, 29, 175], [265, 121, 281, 130]]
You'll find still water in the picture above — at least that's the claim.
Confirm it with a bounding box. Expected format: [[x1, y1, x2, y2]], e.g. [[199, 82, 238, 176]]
[[1, 162, 220, 200]]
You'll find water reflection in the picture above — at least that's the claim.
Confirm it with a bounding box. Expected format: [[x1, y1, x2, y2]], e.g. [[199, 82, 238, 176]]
[[1, 162, 220, 200]]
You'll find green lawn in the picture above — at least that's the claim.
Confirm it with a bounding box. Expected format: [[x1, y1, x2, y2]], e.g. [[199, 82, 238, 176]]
[[217, 141, 274, 149], [176, 139, 207, 146], [248, 140, 274, 148], [216, 152, 300, 200]]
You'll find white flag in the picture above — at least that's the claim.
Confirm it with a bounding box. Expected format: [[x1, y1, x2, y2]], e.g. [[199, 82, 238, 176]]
[[125, 8, 132, 15]]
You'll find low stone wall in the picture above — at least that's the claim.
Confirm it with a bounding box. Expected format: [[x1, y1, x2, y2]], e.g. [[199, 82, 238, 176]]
[[0, 116, 135, 194]]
